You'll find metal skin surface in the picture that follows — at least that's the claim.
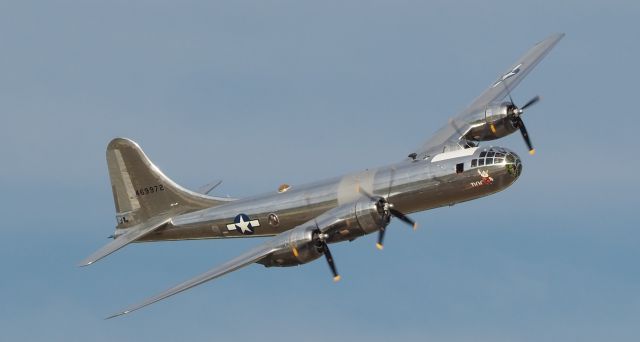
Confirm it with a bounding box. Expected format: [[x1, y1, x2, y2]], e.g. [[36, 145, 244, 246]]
[[418, 33, 564, 156], [463, 102, 520, 141], [142, 147, 520, 244], [87, 33, 562, 318]]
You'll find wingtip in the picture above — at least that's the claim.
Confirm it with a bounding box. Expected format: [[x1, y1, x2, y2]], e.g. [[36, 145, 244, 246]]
[[538, 33, 565, 46], [547, 32, 565, 40], [78, 260, 94, 267], [554, 33, 566, 44], [105, 310, 130, 320]]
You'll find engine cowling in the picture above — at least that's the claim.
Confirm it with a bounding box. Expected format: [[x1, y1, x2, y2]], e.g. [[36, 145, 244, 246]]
[[463, 102, 520, 142], [316, 196, 391, 243], [258, 226, 324, 267], [257, 197, 390, 268]]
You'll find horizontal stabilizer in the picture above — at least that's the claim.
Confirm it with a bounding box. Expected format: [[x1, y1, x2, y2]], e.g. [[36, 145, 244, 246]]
[[196, 180, 223, 195], [79, 216, 171, 267]]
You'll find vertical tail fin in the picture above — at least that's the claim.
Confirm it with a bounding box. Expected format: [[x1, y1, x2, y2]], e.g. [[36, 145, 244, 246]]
[[107, 138, 230, 229]]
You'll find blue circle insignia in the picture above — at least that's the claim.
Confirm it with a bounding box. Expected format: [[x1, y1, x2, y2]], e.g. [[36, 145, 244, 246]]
[[232, 213, 259, 235]]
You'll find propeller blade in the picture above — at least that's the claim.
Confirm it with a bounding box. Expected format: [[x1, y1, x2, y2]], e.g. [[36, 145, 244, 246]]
[[356, 185, 377, 201], [514, 117, 535, 155], [321, 242, 340, 282], [521, 95, 541, 111], [376, 227, 386, 250], [389, 208, 417, 230], [358, 183, 417, 246]]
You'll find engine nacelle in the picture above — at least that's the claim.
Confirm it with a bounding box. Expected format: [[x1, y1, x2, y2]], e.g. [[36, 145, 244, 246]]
[[316, 196, 390, 242], [463, 102, 520, 142], [258, 226, 324, 267], [257, 197, 390, 267]]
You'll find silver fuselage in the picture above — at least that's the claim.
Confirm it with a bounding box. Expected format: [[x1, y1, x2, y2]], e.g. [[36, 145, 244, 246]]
[[139, 146, 521, 244]]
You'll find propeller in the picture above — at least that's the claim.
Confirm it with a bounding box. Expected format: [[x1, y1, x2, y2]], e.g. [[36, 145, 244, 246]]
[[357, 186, 416, 250], [312, 231, 341, 282], [520, 95, 540, 111], [321, 240, 340, 282], [309, 182, 417, 281], [504, 83, 540, 155], [512, 116, 533, 154]]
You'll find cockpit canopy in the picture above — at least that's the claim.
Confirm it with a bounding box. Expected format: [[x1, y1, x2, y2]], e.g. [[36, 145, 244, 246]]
[[470, 147, 519, 168], [469, 147, 522, 178]]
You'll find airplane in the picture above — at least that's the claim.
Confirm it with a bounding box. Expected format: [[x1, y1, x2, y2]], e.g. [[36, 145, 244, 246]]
[[80, 33, 564, 318]]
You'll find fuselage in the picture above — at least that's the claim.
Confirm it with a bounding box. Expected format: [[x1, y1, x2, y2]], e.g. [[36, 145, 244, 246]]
[[138, 146, 522, 243]]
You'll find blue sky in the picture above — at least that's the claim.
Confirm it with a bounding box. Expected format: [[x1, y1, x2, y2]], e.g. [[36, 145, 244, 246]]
[[1, 1, 638, 341]]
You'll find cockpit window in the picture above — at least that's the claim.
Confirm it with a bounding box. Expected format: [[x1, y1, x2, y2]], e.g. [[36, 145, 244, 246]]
[[470, 149, 518, 168]]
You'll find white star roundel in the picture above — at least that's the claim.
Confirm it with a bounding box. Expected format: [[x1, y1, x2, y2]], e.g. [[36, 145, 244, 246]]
[[226, 214, 260, 235]]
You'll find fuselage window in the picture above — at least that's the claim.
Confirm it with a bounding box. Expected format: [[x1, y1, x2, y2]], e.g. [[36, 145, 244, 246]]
[[487, 152, 495, 157], [456, 163, 464, 174], [480, 151, 487, 158], [471, 159, 477, 167], [486, 158, 493, 165], [494, 158, 504, 164], [478, 159, 485, 166]]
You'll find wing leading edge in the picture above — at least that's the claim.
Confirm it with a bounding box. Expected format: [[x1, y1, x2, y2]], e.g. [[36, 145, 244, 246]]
[[106, 200, 355, 318], [417, 33, 564, 156]]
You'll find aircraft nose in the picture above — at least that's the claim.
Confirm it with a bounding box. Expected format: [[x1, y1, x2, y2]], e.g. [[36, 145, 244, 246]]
[[504, 150, 522, 178]]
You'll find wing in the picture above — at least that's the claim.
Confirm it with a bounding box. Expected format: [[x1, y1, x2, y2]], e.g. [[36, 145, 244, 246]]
[[106, 239, 277, 319], [78, 216, 171, 266], [416, 33, 564, 156]]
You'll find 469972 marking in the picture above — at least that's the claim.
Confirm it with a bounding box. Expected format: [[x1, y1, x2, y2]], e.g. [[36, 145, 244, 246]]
[[135, 184, 164, 197]]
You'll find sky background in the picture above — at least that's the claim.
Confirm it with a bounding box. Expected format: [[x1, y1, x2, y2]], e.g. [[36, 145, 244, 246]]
[[1, 1, 638, 341]]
